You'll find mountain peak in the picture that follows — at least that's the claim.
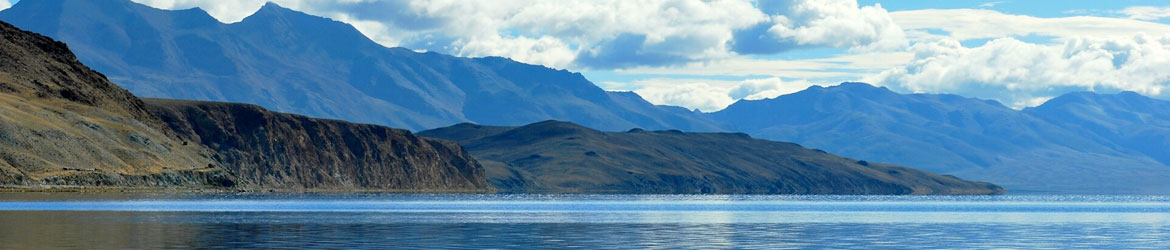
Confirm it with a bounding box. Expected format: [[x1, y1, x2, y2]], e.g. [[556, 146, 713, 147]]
[[257, 2, 290, 13], [824, 82, 893, 93], [835, 82, 880, 89], [234, 1, 378, 50], [244, 1, 302, 21], [241, 1, 340, 26]]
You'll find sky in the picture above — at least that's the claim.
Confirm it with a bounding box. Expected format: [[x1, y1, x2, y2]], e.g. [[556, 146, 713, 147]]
[[4, 0, 1170, 112]]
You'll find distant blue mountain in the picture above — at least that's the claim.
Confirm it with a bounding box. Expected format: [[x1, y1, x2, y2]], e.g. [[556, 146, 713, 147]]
[[709, 83, 1170, 194], [0, 0, 723, 132], [1026, 91, 1170, 166]]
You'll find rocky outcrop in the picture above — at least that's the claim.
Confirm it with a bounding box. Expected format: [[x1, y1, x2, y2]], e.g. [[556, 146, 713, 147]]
[[421, 121, 1005, 195], [146, 99, 492, 191], [0, 20, 491, 192]]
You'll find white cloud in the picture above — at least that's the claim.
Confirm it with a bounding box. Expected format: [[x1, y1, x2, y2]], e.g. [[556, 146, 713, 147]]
[[454, 35, 577, 69], [129, 0, 905, 71], [0, 0, 11, 11], [762, 0, 907, 51], [1122, 6, 1170, 21], [130, 0, 768, 69], [867, 34, 1170, 108], [890, 9, 1170, 41], [599, 77, 816, 112]]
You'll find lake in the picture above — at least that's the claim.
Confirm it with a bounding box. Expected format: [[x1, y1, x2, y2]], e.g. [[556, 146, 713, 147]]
[[0, 194, 1167, 249]]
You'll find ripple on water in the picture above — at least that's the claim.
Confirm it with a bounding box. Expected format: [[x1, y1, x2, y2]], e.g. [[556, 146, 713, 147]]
[[0, 194, 1168, 249]]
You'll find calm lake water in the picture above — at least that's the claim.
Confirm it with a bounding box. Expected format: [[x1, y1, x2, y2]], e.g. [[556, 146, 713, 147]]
[[0, 194, 1167, 249]]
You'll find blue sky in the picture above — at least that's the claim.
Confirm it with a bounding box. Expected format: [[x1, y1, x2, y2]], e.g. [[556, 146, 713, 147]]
[[6, 0, 1169, 112]]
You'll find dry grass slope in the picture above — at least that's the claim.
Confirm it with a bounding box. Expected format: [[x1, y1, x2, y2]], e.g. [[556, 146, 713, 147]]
[[0, 21, 226, 188]]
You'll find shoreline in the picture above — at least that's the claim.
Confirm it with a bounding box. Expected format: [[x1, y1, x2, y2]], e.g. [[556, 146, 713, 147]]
[[0, 186, 495, 194], [0, 186, 1009, 195]]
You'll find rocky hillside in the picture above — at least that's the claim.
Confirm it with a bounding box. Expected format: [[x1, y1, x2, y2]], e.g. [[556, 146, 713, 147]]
[[0, 20, 224, 187], [0, 20, 491, 192], [146, 99, 491, 191], [420, 121, 1005, 195]]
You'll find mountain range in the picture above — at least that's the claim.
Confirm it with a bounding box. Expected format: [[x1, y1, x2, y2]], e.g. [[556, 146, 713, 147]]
[[3, 0, 1168, 194], [0, 0, 722, 132], [710, 83, 1170, 194], [0, 18, 998, 195]]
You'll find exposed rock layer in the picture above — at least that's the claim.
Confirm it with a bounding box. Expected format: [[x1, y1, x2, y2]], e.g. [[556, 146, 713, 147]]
[[146, 99, 491, 191]]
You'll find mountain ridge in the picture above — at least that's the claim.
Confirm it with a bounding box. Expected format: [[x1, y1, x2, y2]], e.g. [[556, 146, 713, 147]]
[[709, 82, 1170, 194], [0, 0, 724, 132], [1025, 90, 1170, 166]]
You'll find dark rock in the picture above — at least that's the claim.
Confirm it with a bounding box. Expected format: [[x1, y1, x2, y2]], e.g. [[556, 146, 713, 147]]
[[146, 99, 493, 191]]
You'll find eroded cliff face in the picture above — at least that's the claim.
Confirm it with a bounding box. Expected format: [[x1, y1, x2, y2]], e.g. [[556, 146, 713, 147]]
[[0, 20, 491, 192], [145, 99, 492, 192]]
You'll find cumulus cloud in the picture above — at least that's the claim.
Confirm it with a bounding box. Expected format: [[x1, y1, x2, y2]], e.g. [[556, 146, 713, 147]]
[[129, 0, 905, 70], [600, 77, 816, 112], [867, 34, 1170, 108], [380, 0, 770, 69], [733, 0, 906, 53], [132, 0, 763, 69], [765, 0, 906, 51], [1122, 6, 1170, 21], [0, 0, 10, 11]]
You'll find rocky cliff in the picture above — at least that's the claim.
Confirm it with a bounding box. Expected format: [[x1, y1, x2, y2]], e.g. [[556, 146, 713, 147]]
[[146, 99, 492, 191], [0, 20, 491, 192], [420, 121, 1005, 195]]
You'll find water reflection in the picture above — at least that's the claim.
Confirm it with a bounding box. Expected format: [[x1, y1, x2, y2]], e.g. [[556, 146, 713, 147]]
[[0, 194, 1168, 249]]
